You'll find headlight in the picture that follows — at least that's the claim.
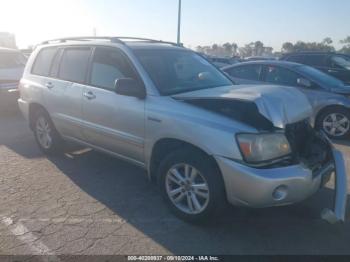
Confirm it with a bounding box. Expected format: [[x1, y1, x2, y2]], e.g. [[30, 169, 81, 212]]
[[236, 133, 291, 164]]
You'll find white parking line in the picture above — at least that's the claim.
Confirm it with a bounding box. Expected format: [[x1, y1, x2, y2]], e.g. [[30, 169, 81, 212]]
[[18, 218, 126, 224], [1, 217, 60, 260]]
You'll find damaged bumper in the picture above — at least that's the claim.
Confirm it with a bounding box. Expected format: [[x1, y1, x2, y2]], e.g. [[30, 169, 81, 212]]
[[321, 148, 347, 223], [215, 136, 347, 223]]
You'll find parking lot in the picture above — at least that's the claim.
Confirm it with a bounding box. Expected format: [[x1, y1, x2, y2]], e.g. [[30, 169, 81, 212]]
[[0, 111, 349, 255]]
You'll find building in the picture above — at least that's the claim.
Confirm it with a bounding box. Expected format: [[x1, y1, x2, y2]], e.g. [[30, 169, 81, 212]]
[[0, 32, 17, 49]]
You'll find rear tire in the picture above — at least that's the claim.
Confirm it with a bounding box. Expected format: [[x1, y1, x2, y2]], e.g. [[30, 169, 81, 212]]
[[158, 148, 226, 223], [33, 109, 63, 155], [316, 107, 350, 140]]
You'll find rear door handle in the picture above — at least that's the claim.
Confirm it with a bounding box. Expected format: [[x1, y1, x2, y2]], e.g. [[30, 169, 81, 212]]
[[83, 91, 96, 100], [45, 82, 54, 89]]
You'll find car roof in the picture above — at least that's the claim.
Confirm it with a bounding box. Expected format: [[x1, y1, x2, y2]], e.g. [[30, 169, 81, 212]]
[[36, 37, 186, 52], [38, 41, 187, 53], [222, 60, 303, 70], [245, 56, 275, 59], [126, 42, 186, 51], [282, 51, 335, 56]]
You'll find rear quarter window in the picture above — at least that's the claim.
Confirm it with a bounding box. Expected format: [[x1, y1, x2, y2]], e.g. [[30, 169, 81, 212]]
[[31, 47, 58, 76]]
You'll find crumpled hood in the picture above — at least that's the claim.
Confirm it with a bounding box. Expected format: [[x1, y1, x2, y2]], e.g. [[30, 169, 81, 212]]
[[172, 85, 313, 129]]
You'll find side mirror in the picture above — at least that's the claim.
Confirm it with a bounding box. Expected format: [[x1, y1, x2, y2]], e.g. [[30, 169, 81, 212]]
[[115, 78, 146, 99], [297, 78, 312, 88]]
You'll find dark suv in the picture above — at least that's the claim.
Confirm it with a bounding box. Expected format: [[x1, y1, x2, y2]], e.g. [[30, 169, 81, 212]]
[[281, 52, 350, 85]]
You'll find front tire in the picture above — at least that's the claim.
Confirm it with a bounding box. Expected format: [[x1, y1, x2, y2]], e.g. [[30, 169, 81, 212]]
[[33, 109, 63, 154], [158, 149, 226, 223], [316, 107, 350, 139]]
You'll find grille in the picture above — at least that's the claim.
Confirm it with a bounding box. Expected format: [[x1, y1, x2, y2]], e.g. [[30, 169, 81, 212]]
[[285, 119, 332, 173]]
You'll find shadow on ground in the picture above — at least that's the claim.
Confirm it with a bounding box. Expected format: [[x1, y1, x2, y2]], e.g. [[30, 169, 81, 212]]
[[1, 114, 350, 254], [47, 148, 350, 254]]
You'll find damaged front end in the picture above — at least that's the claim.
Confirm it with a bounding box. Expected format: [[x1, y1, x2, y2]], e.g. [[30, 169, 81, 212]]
[[286, 120, 347, 223], [173, 85, 347, 223]]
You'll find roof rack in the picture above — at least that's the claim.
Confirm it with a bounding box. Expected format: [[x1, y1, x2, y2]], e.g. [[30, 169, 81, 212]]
[[40, 36, 181, 47]]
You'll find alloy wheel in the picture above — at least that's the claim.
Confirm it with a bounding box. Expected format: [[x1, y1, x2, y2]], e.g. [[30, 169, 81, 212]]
[[165, 163, 210, 215], [323, 113, 350, 137], [36, 116, 52, 149]]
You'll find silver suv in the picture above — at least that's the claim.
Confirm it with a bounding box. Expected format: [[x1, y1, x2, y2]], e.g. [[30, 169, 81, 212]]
[[18, 37, 347, 223]]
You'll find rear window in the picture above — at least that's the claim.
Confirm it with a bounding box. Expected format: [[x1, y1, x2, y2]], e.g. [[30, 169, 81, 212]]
[[0, 52, 26, 69], [226, 64, 262, 81], [58, 48, 91, 83], [32, 47, 58, 76]]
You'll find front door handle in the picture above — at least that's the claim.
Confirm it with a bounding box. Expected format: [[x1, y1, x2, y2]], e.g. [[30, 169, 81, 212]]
[[45, 82, 54, 89], [83, 91, 96, 100]]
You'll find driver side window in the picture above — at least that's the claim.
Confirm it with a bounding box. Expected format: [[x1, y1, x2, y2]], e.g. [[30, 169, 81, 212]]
[[89, 47, 137, 91]]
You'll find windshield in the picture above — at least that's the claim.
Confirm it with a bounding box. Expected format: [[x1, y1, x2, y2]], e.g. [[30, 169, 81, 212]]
[[133, 49, 233, 95], [298, 65, 344, 87], [332, 55, 350, 70], [0, 52, 27, 69]]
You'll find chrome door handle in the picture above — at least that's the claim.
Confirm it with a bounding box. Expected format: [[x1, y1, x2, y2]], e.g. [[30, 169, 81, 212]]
[[45, 82, 54, 89], [83, 91, 96, 100]]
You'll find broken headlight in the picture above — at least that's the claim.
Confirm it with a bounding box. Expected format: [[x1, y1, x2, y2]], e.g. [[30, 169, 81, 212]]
[[236, 133, 291, 164]]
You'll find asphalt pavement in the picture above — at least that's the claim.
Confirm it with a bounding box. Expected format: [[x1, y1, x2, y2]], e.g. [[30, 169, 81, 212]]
[[0, 111, 349, 255]]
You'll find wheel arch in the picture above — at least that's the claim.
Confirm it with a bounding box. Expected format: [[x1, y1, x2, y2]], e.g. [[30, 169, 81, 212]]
[[149, 138, 221, 183], [28, 103, 49, 130], [315, 104, 350, 127]]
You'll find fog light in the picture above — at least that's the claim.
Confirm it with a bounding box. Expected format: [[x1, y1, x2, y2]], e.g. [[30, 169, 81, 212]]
[[272, 185, 288, 201]]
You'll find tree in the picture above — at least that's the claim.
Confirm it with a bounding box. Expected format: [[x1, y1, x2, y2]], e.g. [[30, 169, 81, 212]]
[[263, 47, 274, 56], [239, 43, 253, 57], [322, 37, 333, 45], [340, 36, 350, 45], [223, 42, 233, 56], [254, 41, 264, 56], [339, 36, 350, 54], [231, 43, 238, 56], [281, 39, 335, 53], [282, 42, 294, 53]]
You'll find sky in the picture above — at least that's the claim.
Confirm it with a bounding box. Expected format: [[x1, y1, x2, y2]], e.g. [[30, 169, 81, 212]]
[[1, 0, 349, 50]]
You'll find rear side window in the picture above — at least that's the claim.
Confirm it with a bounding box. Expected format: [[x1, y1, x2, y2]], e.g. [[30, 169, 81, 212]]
[[58, 48, 91, 83], [264, 65, 300, 86], [226, 65, 262, 81], [303, 55, 326, 66], [32, 47, 58, 76], [90, 47, 137, 90]]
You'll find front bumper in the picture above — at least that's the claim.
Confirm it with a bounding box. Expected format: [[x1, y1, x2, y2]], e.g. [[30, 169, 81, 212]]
[[215, 146, 347, 222]]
